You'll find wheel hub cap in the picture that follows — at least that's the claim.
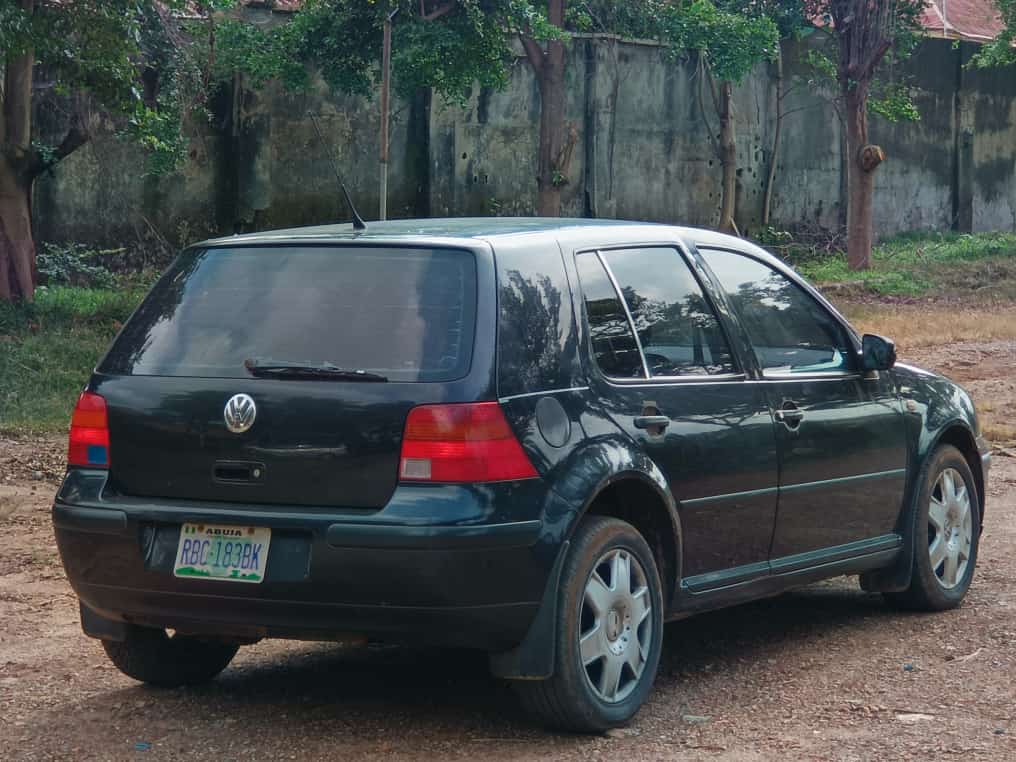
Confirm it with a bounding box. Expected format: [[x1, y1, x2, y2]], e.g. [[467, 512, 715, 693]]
[[578, 549, 653, 704], [927, 467, 973, 590]]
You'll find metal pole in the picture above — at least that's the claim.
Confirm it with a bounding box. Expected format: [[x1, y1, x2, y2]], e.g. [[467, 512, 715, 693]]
[[380, 9, 395, 221]]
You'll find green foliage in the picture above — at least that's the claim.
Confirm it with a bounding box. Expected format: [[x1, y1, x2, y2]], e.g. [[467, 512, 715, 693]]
[[35, 244, 118, 289], [867, 81, 921, 122], [0, 286, 146, 433], [215, 0, 524, 105], [794, 232, 1016, 296], [1, 0, 217, 175], [658, 0, 779, 83], [799, 0, 925, 126], [971, 0, 1016, 68], [800, 40, 922, 124]]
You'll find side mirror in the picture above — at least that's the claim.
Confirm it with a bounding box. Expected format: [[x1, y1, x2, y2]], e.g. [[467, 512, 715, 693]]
[[861, 333, 896, 371]]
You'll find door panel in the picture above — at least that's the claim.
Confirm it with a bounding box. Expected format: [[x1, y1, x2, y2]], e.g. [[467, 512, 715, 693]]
[[600, 381, 779, 579], [574, 246, 779, 583], [698, 247, 909, 559], [763, 375, 907, 556]]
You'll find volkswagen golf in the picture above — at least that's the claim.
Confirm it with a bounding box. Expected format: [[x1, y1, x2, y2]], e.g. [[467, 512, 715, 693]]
[[53, 218, 989, 731]]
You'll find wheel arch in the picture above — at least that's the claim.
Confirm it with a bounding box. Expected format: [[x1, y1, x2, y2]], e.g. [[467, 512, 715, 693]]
[[570, 469, 682, 611], [932, 423, 985, 524], [491, 443, 683, 680], [861, 419, 983, 594]]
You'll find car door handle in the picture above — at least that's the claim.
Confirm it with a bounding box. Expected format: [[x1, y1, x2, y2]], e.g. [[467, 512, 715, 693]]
[[775, 402, 804, 427], [634, 415, 670, 430]]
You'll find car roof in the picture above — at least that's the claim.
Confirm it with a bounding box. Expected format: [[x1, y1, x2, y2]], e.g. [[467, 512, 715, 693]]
[[194, 216, 783, 267], [198, 217, 635, 245]]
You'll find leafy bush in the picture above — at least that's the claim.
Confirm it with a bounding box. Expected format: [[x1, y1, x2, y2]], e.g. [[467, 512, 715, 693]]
[[36, 243, 120, 289]]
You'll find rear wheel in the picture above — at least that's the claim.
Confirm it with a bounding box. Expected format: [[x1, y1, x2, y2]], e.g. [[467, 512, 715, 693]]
[[514, 516, 664, 732], [102, 626, 239, 687], [886, 445, 980, 611]]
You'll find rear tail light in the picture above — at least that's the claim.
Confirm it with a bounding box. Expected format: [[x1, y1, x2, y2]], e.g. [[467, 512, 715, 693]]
[[68, 391, 110, 468], [399, 402, 538, 483]]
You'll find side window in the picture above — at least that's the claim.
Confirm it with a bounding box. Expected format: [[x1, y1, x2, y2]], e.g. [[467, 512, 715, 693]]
[[699, 248, 854, 376], [575, 253, 645, 379], [601, 247, 736, 377]]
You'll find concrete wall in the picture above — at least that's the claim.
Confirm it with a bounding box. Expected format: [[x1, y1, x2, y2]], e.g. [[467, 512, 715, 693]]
[[32, 36, 1016, 248]]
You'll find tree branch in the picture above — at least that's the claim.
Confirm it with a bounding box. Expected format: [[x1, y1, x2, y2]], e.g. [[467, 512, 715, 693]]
[[421, 0, 456, 21], [858, 39, 893, 83], [29, 124, 90, 178], [520, 32, 545, 75]]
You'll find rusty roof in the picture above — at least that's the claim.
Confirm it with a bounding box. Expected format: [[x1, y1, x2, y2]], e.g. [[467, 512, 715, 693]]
[[921, 0, 1006, 42]]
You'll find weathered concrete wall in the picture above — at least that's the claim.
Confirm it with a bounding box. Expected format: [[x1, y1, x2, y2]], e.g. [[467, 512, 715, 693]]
[[34, 76, 417, 246], [967, 58, 1016, 232], [32, 36, 1016, 248]]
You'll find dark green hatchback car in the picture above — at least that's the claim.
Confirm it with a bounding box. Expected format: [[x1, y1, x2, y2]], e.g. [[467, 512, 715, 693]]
[[53, 219, 989, 731]]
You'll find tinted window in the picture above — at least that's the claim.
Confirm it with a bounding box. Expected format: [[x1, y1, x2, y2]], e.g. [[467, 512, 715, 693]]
[[699, 248, 853, 375], [575, 253, 645, 379], [101, 246, 477, 382], [602, 248, 736, 377]]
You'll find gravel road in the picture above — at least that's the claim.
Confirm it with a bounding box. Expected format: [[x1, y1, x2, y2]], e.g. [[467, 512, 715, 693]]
[[2, 343, 1015, 761]]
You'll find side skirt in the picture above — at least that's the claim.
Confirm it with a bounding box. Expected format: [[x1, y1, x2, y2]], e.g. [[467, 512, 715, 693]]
[[672, 534, 902, 618]]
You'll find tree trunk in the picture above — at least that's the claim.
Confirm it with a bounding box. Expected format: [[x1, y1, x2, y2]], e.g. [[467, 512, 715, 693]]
[[536, 60, 566, 216], [0, 161, 36, 302], [761, 46, 783, 228], [844, 86, 877, 271], [717, 80, 737, 234], [522, 0, 567, 217], [1, 3, 38, 302]]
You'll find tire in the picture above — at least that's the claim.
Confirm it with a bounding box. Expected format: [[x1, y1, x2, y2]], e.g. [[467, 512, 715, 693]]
[[885, 445, 980, 611], [514, 516, 665, 733], [102, 626, 239, 687]]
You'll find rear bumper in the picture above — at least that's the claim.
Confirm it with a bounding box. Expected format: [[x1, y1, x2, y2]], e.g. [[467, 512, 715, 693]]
[[53, 471, 576, 651]]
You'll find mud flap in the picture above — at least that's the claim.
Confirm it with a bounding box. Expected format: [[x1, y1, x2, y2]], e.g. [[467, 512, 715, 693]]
[[488, 540, 569, 680], [80, 600, 131, 642]]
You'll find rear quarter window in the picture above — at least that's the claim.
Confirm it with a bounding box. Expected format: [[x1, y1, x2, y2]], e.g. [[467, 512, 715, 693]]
[[100, 246, 477, 382]]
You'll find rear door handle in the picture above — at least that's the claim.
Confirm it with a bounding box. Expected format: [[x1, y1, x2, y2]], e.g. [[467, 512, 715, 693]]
[[634, 415, 670, 430], [775, 401, 804, 428]]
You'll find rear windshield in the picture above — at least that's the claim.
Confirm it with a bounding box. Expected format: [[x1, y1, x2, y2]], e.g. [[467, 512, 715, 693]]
[[100, 246, 477, 382]]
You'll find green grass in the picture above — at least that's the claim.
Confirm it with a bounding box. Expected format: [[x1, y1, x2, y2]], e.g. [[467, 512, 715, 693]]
[[793, 231, 1016, 297], [0, 286, 146, 434]]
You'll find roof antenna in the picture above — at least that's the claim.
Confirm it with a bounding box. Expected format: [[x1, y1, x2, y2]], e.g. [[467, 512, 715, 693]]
[[308, 111, 367, 232]]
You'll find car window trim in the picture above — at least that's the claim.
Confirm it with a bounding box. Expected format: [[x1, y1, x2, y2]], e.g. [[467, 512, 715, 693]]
[[578, 242, 744, 384], [759, 370, 858, 381], [695, 244, 862, 375], [600, 372, 749, 389], [594, 250, 653, 379]]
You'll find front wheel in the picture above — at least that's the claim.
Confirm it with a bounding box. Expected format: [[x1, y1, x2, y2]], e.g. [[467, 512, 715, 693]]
[[885, 445, 980, 611], [102, 626, 239, 687], [514, 516, 664, 732]]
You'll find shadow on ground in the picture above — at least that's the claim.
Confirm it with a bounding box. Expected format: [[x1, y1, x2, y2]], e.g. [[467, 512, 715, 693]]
[[65, 582, 911, 743]]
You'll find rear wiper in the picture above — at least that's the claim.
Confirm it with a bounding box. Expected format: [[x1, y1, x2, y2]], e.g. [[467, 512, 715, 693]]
[[244, 358, 388, 382]]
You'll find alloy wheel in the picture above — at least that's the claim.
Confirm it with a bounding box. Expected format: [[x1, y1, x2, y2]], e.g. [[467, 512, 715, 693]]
[[578, 548, 653, 703], [927, 467, 973, 589]]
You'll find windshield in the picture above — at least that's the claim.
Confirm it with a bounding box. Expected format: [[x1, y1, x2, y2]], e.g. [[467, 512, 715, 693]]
[[100, 245, 477, 382]]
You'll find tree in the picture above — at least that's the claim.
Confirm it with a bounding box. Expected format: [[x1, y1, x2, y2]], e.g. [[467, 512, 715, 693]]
[[518, 0, 568, 216], [658, 1, 779, 233], [217, 1, 577, 215], [972, 0, 1016, 68], [805, 0, 922, 270], [0, 0, 207, 303]]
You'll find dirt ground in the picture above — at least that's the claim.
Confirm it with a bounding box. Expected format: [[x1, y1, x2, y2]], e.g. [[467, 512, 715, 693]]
[[2, 341, 1016, 761]]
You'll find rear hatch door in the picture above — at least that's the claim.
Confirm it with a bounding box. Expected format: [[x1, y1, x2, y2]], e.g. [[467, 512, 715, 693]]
[[95, 243, 483, 509]]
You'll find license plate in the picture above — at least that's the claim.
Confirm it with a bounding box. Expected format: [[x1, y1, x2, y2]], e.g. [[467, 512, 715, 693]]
[[173, 523, 271, 584]]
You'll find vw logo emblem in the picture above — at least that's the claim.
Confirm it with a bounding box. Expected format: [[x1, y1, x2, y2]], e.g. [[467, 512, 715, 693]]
[[224, 393, 257, 434]]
